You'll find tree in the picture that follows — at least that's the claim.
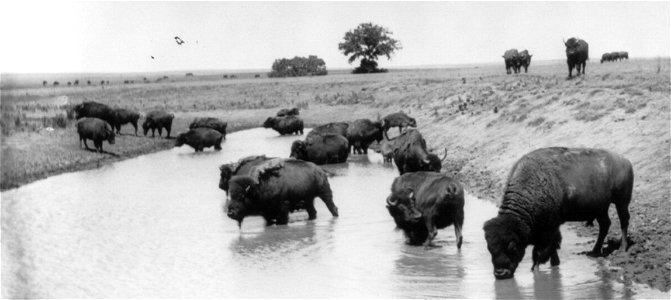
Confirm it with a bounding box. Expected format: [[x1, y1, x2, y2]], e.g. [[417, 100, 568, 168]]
[[338, 22, 402, 74], [268, 55, 327, 77]]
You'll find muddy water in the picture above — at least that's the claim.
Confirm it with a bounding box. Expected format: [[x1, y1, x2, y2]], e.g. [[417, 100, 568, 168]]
[[2, 128, 666, 298]]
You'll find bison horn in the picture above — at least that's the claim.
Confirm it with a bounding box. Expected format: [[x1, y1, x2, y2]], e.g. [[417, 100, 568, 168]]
[[245, 185, 251, 193], [386, 196, 397, 206], [440, 148, 448, 161]]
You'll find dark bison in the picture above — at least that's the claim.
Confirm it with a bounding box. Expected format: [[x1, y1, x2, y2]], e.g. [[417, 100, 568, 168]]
[[113, 108, 140, 135], [307, 122, 349, 139], [384, 129, 446, 174], [76, 117, 115, 153], [618, 51, 628, 60], [290, 134, 349, 165], [387, 172, 464, 248], [483, 147, 633, 279], [175, 128, 223, 152], [503, 49, 520, 74], [600, 53, 612, 64], [381, 111, 417, 138], [518, 50, 532, 73], [347, 119, 383, 154], [74, 101, 117, 129], [376, 137, 395, 163], [225, 158, 339, 227], [564, 37, 589, 78], [189, 117, 227, 139], [219, 155, 275, 194], [142, 110, 174, 138], [276, 107, 300, 117], [263, 116, 304, 136], [609, 51, 621, 61]]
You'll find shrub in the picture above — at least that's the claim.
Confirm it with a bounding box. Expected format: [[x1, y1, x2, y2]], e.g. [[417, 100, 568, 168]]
[[268, 55, 327, 77]]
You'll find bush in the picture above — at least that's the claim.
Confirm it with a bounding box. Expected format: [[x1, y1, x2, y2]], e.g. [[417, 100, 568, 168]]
[[268, 55, 327, 77]]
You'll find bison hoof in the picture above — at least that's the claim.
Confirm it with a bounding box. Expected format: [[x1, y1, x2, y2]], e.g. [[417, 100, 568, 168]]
[[585, 250, 603, 257]]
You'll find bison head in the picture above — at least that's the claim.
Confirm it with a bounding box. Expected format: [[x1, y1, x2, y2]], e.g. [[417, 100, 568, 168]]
[[225, 176, 260, 227], [288, 108, 299, 116], [290, 140, 307, 160], [174, 132, 186, 147], [425, 148, 447, 172], [263, 117, 276, 128], [483, 215, 530, 279], [105, 128, 116, 145], [218, 164, 234, 192], [386, 189, 427, 245]]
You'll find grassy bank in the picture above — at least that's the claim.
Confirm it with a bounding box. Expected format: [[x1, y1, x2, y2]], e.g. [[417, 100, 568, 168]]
[[1, 58, 669, 291]]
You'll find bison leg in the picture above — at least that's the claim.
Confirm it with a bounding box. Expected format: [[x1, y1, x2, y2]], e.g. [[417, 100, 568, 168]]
[[423, 217, 438, 249], [276, 202, 290, 225], [550, 248, 560, 267], [567, 64, 574, 78], [132, 122, 138, 136], [588, 214, 611, 257], [615, 190, 632, 251], [157, 127, 163, 138], [454, 209, 464, 250], [318, 184, 338, 217], [166, 126, 171, 138], [576, 64, 582, 76], [581, 62, 586, 75], [305, 199, 317, 220], [215, 139, 223, 150]]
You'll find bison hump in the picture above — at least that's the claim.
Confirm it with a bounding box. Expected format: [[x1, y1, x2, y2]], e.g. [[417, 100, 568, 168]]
[[249, 158, 285, 182]]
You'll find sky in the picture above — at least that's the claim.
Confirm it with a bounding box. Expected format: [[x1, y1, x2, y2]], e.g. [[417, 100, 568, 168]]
[[1, 1, 669, 73]]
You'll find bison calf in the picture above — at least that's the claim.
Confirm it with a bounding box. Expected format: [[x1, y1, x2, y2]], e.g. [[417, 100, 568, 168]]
[[77, 117, 115, 153]]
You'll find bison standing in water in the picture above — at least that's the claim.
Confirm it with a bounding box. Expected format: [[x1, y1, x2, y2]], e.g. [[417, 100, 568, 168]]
[[76, 117, 115, 153], [142, 110, 174, 138], [263, 116, 303, 136], [387, 172, 464, 248], [502, 49, 520, 74], [564, 37, 589, 78], [113, 108, 140, 135], [483, 147, 633, 280], [347, 119, 383, 154], [189, 117, 227, 139], [174, 128, 223, 152], [384, 129, 446, 175], [225, 158, 339, 227], [307, 122, 349, 139], [290, 134, 349, 165], [219, 155, 275, 194]]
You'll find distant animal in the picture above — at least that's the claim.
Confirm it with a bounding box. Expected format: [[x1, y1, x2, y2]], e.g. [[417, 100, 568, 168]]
[[290, 134, 349, 165], [502, 49, 521, 74], [263, 116, 303, 135], [113, 108, 140, 135], [381, 111, 417, 138], [174, 127, 223, 152], [42, 80, 47, 86], [384, 129, 446, 175], [76, 117, 115, 153], [386, 171, 464, 248], [483, 147, 633, 280], [74, 101, 118, 130], [307, 122, 349, 140], [53, 81, 59, 86], [225, 158, 339, 227], [618, 51, 628, 60], [518, 50, 532, 73], [600, 53, 612, 64], [142, 110, 174, 138], [189, 117, 227, 139], [564, 37, 589, 78], [151, 56, 155, 59], [609, 51, 621, 62], [346, 119, 384, 154], [276, 107, 300, 117], [219, 155, 275, 194], [174, 36, 185, 45]]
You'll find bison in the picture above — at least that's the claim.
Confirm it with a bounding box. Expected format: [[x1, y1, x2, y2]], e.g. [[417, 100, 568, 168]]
[[564, 37, 589, 78], [225, 158, 339, 227], [74, 101, 117, 130], [142, 110, 174, 138], [381, 111, 417, 138], [113, 108, 140, 135], [76, 117, 115, 153], [384, 129, 446, 174], [386, 171, 464, 248], [263, 116, 304, 136], [619, 51, 628, 60], [609, 51, 621, 62], [483, 147, 633, 279], [290, 134, 349, 165], [518, 50, 532, 73], [600, 53, 612, 64], [347, 119, 384, 154], [189, 117, 227, 139], [276, 107, 300, 117], [219, 155, 275, 194], [502, 49, 521, 74], [174, 127, 223, 152], [307, 122, 349, 140]]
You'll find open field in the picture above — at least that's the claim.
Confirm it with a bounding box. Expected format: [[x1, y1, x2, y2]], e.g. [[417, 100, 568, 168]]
[[1, 58, 670, 291]]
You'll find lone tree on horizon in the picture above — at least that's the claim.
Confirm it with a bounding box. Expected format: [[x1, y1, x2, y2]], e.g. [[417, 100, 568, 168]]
[[338, 22, 402, 74]]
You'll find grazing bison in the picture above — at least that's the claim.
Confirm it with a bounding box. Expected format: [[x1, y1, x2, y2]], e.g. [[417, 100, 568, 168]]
[[276, 107, 300, 117], [113, 108, 140, 135], [600, 53, 612, 64], [225, 158, 339, 227], [74, 101, 117, 129], [564, 37, 589, 78], [503, 49, 521, 74], [381, 111, 417, 138], [219, 155, 275, 194], [518, 50, 532, 73], [619, 51, 628, 60], [307, 122, 349, 140], [609, 51, 621, 62], [189, 117, 227, 139], [174, 128, 223, 152], [263, 116, 304, 136], [76, 117, 115, 153], [142, 110, 174, 138], [386, 172, 465, 248], [347, 119, 384, 154], [290, 134, 349, 165], [384, 129, 446, 174], [483, 147, 633, 279]]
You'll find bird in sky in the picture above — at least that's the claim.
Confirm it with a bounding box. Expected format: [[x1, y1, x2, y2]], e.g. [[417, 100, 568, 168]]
[[174, 36, 185, 45], [150, 56, 155, 59]]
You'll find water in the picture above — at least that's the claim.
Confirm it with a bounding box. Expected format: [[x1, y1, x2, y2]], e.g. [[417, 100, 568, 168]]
[[2, 128, 667, 298]]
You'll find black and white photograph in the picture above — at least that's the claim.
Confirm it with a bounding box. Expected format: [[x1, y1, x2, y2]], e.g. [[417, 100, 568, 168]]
[[1, 1, 669, 298]]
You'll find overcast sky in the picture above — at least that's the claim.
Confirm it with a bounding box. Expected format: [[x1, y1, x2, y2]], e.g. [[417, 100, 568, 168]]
[[1, 1, 669, 73]]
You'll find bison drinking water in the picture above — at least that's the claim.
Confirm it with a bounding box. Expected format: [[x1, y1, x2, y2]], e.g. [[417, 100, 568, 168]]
[[263, 116, 304, 136], [76, 117, 115, 153], [483, 147, 633, 279], [387, 172, 465, 248]]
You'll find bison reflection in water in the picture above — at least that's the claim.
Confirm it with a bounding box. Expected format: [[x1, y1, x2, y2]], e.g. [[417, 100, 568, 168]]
[[225, 158, 339, 227], [387, 172, 464, 249], [483, 147, 633, 280]]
